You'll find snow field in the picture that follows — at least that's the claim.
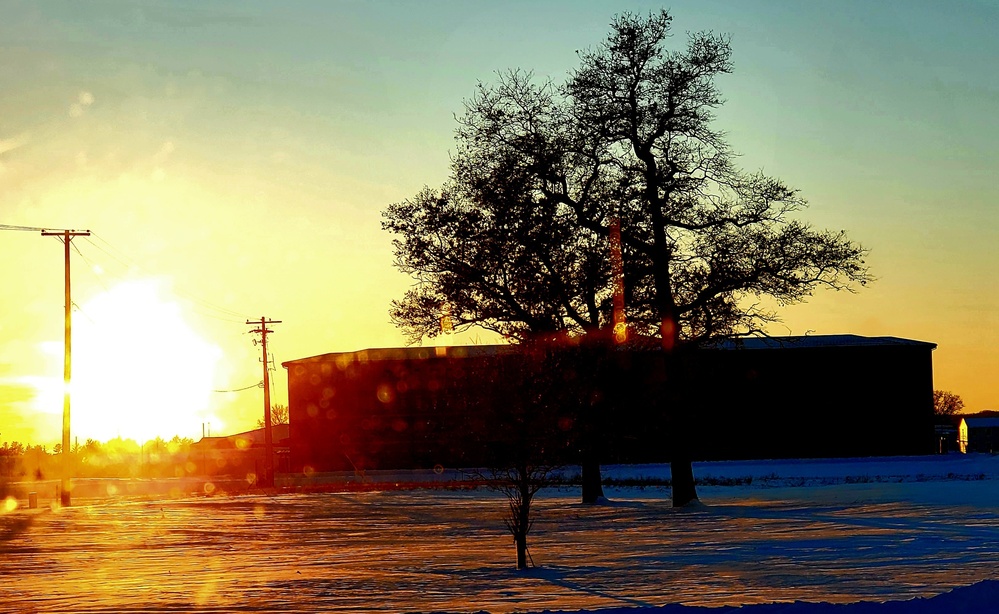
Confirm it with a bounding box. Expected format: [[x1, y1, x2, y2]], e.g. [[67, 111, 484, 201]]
[[1, 454, 998, 613]]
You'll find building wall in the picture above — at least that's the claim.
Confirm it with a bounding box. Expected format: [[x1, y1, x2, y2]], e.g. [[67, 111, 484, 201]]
[[967, 427, 999, 453], [683, 345, 935, 460], [188, 424, 292, 478], [284, 340, 936, 474]]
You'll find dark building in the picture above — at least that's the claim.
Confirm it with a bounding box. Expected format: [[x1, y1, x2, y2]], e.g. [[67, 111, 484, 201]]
[[934, 414, 968, 454], [282, 335, 936, 474], [189, 423, 291, 478], [964, 415, 999, 453]]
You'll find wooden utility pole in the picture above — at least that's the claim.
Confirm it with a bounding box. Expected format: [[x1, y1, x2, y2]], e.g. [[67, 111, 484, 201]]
[[247, 317, 280, 487], [41, 228, 90, 507]]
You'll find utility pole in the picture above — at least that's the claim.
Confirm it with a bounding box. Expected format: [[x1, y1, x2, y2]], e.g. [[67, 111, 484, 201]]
[[247, 317, 280, 487], [41, 228, 90, 507]]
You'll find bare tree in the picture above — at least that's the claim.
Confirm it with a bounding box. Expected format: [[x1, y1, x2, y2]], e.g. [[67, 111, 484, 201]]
[[478, 462, 560, 570], [383, 181, 611, 344], [257, 404, 289, 428], [385, 9, 871, 508], [462, 342, 579, 569], [933, 390, 965, 416]]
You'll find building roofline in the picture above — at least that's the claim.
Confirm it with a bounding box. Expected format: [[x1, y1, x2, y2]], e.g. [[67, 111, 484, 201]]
[[282, 343, 518, 367], [707, 334, 937, 351], [282, 334, 936, 367], [195, 423, 290, 443], [963, 417, 999, 427]]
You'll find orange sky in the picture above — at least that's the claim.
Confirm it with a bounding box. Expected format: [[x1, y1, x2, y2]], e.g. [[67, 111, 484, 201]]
[[1, 1, 996, 445]]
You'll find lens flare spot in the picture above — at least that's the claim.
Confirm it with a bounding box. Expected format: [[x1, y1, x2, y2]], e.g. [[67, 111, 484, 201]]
[[376, 384, 394, 404], [203, 482, 216, 495], [613, 322, 629, 344], [3, 496, 18, 513]]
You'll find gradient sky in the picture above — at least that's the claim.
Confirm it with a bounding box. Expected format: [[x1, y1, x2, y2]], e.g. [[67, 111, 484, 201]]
[[2, 1, 997, 445]]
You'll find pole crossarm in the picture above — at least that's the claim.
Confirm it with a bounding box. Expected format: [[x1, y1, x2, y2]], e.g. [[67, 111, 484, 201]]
[[41, 229, 92, 239]]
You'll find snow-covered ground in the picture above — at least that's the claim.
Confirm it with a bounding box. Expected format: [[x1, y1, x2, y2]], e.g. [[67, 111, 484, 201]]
[[2, 454, 998, 613]]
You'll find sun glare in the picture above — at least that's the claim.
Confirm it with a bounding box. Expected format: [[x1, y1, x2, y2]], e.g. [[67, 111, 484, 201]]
[[41, 280, 224, 443]]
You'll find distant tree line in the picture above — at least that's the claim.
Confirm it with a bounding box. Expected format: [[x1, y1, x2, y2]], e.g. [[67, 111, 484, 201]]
[[0, 435, 196, 480]]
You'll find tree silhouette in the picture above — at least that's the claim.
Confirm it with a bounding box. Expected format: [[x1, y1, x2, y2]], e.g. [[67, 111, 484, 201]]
[[464, 343, 577, 569], [933, 390, 964, 416], [383, 180, 611, 344], [257, 404, 290, 428], [385, 9, 871, 507]]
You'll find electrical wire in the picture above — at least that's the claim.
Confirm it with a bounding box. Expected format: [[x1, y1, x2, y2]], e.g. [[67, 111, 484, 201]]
[[76, 238, 246, 325], [71, 241, 113, 294], [213, 381, 264, 393], [80, 235, 135, 273], [0, 224, 49, 232], [11, 224, 278, 401], [4, 227, 254, 324], [268, 350, 283, 403], [84, 232, 255, 323]]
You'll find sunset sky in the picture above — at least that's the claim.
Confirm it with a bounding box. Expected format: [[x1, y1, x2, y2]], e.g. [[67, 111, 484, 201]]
[[2, 0, 996, 446]]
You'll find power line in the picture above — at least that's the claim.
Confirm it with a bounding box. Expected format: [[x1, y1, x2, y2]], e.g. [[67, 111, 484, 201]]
[[81, 235, 135, 273], [93, 231, 254, 321], [67, 235, 287, 414], [14, 225, 287, 439], [0, 223, 49, 232], [83, 232, 255, 324], [8, 226, 256, 325], [71, 241, 113, 294], [213, 381, 264, 393]]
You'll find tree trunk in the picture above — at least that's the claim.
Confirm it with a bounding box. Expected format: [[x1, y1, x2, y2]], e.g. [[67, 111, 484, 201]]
[[670, 456, 697, 507], [581, 456, 604, 503], [665, 341, 699, 507], [574, 340, 608, 504], [515, 479, 532, 569], [643, 188, 700, 506], [515, 531, 529, 569]]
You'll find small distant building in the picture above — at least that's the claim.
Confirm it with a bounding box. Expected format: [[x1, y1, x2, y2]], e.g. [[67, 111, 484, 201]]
[[189, 423, 290, 478], [934, 415, 968, 454], [282, 335, 937, 474], [965, 415, 999, 454]]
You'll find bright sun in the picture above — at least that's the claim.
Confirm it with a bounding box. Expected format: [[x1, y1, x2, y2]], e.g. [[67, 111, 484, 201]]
[[47, 279, 223, 443]]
